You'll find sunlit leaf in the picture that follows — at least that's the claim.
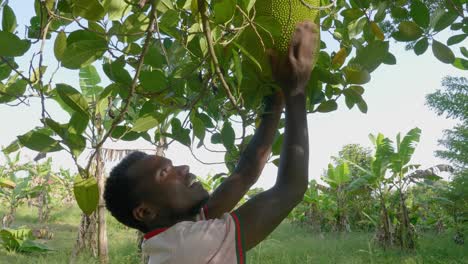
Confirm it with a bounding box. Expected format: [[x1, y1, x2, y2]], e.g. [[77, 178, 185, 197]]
[[2, 5, 17, 33], [74, 176, 99, 215]]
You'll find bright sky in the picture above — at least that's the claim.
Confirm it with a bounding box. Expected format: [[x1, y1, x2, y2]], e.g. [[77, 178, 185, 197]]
[[0, 2, 464, 189]]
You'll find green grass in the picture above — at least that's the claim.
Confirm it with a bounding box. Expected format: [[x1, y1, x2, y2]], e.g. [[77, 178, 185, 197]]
[[1, 206, 467, 264]]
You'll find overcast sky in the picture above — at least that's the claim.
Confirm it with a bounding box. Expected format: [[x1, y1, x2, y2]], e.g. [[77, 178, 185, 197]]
[[0, 2, 464, 189]]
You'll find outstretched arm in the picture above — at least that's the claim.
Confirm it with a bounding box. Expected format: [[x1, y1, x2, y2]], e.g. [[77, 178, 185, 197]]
[[233, 21, 318, 250], [204, 93, 283, 219]]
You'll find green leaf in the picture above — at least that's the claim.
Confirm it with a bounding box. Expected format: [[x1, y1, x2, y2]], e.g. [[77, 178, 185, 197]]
[[211, 133, 222, 144], [414, 37, 428, 55], [54, 31, 67, 61], [461, 47, 468, 58], [410, 0, 429, 28], [121, 13, 149, 37], [355, 40, 389, 72], [221, 121, 235, 150], [344, 65, 371, 84], [447, 34, 467, 46], [74, 176, 99, 216], [69, 113, 89, 134], [391, 7, 408, 19], [103, 0, 130, 21], [214, 0, 236, 24], [2, 139, 21, 154], [79, 65, 102, 99], [453, 58, 468, 70], [357, 100, 368, 113], [316, 100, 338, 113], [272, 133, 283, 156], [1, 79, 27, 102], [191, 115, 206, 144], [44, 118, 65, 136], [139, 70, 168, 92], [2, 5, 17, 33], [131, 113, 159, 132], [56, 84, 90, 117], [315, 67, 341, 85], [17, 130, 63, 153], [373, 2, 387, 22], [348, 17, 367, 38], [394, 21, 423, 41], [432, 40, 455, 64], [73, 0, 106, 21], [382, 52, 396, 65], [65, 133, 87, 157], [341, 8, 364, 21], [111, 126, 140, 141], [232, 42, 263, 71], [145, 45, 166, 68], [433, 11, 458, 32], [159, 9, 180, 32], [103, 58, 132, 86], [61, 31, 107, 69], [0, 31, 31, 57]]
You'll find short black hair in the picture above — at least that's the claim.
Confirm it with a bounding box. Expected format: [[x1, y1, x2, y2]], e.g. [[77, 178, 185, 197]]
[[104, 151, 149, 232]]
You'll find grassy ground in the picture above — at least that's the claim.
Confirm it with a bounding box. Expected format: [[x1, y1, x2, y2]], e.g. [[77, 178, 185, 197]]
[[0, 205, 467, 264]]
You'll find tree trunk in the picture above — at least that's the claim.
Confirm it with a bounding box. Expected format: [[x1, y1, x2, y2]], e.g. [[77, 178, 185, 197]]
[[96, 150, 109, 264], [38, 172, 51, 223], [70, 213, 98, 264], [2, 205, 16, 228], [377, 193, 392, 248], [397, 190, 415, 249]]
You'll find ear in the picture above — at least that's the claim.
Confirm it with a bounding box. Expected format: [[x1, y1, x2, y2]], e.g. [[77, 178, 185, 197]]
[[133, 203, 158, 222]]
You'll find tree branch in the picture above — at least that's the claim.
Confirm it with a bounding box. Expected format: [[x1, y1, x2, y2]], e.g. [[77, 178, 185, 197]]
[[198, 0, 242, 112], [85, 0, 159, 173]]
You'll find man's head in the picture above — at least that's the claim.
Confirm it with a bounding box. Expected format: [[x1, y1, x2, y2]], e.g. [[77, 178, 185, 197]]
[[104, 151, 209, 232]]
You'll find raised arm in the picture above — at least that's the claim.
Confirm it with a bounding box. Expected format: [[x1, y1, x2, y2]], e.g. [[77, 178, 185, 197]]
[[233, 21, 318, 250], [203, 93, 283, 219]]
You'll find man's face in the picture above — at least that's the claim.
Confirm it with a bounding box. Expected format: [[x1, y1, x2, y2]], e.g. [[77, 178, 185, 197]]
[[132, 155, 209, 217]]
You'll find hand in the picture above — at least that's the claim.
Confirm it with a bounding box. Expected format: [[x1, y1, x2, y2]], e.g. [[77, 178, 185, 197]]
[[269, 21, 319, 96]]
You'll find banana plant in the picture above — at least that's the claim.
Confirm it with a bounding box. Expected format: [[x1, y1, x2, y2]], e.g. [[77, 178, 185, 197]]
[[322, 162, 352, 231], [0, 177, 42, 228], [346, 132, 395, 247], [388, 128, 422, 250]]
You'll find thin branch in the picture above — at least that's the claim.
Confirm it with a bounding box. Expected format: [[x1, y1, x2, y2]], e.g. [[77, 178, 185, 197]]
[[0, 57, 32, 85], [189, 145, 227, 165], [236, 5, 267, 49], [85, 0, 159, 173], [38, 17, 53, 122], [202, 144, 226, 153], [153, 8, 172, 71], [446, 0, 465, 18], [198, 0, 242, 112]]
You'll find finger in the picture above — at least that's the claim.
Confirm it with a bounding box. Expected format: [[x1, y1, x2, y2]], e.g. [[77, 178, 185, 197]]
[[299, 24, 319, 61], [288, 23, 303, 63]]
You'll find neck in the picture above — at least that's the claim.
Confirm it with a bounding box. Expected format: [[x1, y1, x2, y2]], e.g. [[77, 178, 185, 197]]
[[144, 200, 207, 232]]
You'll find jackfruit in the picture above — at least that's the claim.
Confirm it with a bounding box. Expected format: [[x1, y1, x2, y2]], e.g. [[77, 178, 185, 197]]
[[240, 0, 321, 76], [254, 0, 321, 54]]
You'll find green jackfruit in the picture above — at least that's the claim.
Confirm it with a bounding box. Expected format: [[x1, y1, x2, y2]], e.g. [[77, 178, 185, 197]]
[[240, 0, 321, 77], [255, 0, 321, 53]]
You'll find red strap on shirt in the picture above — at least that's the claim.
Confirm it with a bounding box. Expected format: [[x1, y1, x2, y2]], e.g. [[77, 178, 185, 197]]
[[144, 227, 169, 240]]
